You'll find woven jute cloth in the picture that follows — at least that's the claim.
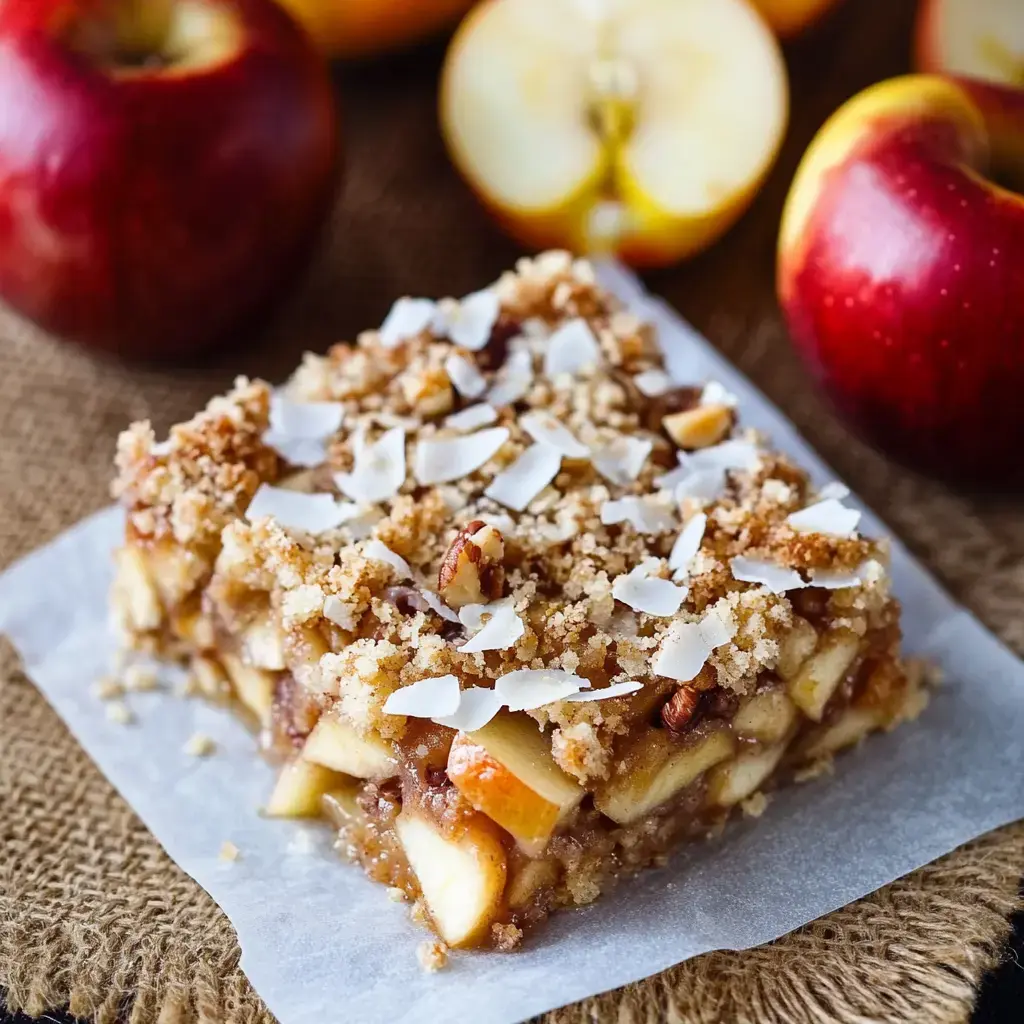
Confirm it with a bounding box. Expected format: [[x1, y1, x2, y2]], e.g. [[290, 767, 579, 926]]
[[2, 1, 1023, 1021]]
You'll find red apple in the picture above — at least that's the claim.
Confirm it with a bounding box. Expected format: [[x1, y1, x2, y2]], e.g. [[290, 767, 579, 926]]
[[778, 74, 1024, 482], [915, 0, 1024, 90], [0, 0, 340, 358]]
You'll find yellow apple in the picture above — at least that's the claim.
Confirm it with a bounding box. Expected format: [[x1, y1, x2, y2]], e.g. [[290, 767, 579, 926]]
[[440, 0, 788, 267], [266, 757, 345, 817], [786, 629, 860, 721], [447, 714, 583, 855], [395, 810, 507, 947], [301, 713, 398, 779]]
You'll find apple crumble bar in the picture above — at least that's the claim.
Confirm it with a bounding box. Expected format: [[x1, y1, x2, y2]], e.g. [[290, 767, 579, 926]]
[[110, 251, 927, 950]]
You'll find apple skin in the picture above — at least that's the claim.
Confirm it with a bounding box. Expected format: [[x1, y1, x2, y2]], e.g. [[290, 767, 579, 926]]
[[750, 0, 845, 39], [778, 74, 1024, 482], [0, 0, 341, 359]]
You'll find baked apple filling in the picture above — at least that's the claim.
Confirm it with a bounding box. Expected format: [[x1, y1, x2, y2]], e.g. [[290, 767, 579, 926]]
[[110, 251, 927, 953]]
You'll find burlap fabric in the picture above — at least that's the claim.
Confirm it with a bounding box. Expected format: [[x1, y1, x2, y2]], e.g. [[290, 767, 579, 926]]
[[2, 1, 1023, 1021]]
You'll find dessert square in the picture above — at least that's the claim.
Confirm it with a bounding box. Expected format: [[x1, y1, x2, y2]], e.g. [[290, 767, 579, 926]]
[[111, 252, 926, 953]]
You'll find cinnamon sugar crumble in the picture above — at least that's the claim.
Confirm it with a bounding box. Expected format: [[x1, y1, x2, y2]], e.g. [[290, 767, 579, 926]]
[[110, 250, 925, 952]]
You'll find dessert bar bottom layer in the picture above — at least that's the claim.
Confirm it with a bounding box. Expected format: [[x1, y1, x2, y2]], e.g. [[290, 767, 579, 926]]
[[186, 626, 925, 951]]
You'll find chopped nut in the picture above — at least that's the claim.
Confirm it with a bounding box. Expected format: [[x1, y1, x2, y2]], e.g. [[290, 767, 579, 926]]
[[92, 676, 124, 701], [660, 685, 701, 732], [123, 664, 160, 692], [184, 732, 217, 757], [106, 701, 134, 726], [491, 921, 524, 951], [402, 365, 453, 417], [437, 520, 505, 608], [219, 840, 241, 862], [416, 940, 449, 973], [662, 404, 734, 450]]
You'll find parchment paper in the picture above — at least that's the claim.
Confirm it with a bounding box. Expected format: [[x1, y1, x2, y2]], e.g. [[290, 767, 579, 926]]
[[1, 263, 1022, 1024]]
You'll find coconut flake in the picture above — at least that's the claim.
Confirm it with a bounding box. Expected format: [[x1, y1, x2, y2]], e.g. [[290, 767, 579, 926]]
[[701, 380, 739, 407], [460, 602, 525, 653], [246, 485, 357, 534], [432, 686, 504, 732], [612, 564, 687, 616], [494, 669, 589, 711], [323, 595, 357, 631], [420, 589, 460, 622], [333, 426, 406, 504], [669, 513, 707, 579], [688, 438, 761, 473], [563, 680, 643, 702], [675, 469, 728, 504], [787, 498, 861, 537], [730, 556, 807, 594], [151, 438, 172, 456], [414, 427, 509, 485], [808, 567, 863, 590], [591, 435, 652, 485], [817, 482, 851, 501], [633, 369, 674, 397], [363, 539, 413, 579], [383, 675, 461, 718], [520, 411, 590, 457], [699, 609, 737, 649], [263, 395, 344, 468], [379, 297, 436, 348], [544, 318, 601, 378], [652, 622, 711, 682], [488, 349, 533, 406], [444, 403, 497, 432], [484, 443, 562, 511], [435, 289, 500, 350], [445, 353, 487, 399], [600, 496, 676, 535]]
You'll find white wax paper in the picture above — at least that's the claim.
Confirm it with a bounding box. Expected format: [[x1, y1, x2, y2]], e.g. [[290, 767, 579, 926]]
[[2, 263, 1023, 1024]]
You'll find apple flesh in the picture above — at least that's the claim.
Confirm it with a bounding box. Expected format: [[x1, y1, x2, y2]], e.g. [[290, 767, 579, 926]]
[[779, 74, 1024, 482], [0, 0, 340, 358], [440, 0, 788, 267], [916, 0, 1024, 89]]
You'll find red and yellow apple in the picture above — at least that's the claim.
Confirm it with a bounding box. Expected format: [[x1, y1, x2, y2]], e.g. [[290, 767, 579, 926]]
[[0, 0, 340, 358], [778, 75, 1024, 481], [275, 0, 478, 59], [915, 0, 1024, 89], [440, 0, 788, 267], [749, 0, 844, 39]]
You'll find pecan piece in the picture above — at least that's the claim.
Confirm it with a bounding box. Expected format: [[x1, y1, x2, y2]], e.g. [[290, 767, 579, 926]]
[[641, 385, 703, 433], [660, 685, 701, 733], [437, 520, 505, 608]]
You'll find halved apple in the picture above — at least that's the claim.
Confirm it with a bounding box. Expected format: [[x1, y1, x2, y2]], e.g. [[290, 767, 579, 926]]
[[440, 0, 788, 267], [594, 725, 736, 825], [221, 651, 276, 728], [395, 810, 508, 947], [915, 0, 1024, 89], [447, 714, 584, 855], [301, 713, 398, 779], [706, 742, 787, 807], [266, 757, 346, 818], [732, 690, 798, 744], [786, 629, 860, 722]]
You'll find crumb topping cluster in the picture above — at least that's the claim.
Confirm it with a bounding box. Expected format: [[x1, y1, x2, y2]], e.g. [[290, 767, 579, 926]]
[[113, 251, 895, 783]]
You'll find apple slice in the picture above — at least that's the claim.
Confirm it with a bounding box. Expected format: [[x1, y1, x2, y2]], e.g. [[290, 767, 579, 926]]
[[266, 757, 345, 818], [732, 690, 798, 744], [705, 742, 787, 807], [395, 810, 508, 947], [786, 629, 860, 722], [801, 706, 885, 760], [505, 858, 559, 909], [301, 713, 398, 779], [447, 714, 584, 855], [321, 782, 365, 829], [221, 652, 276, 728], [440, 0, 788, 267], [594, 725, 736, 825], [241, 613, 287, 671], [916, 0, 1024, 89]]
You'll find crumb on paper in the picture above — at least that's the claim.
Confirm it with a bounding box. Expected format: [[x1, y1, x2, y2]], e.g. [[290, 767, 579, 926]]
[[219, 840, 240, 862], [184, 732, 217, 757], [179, 673, 203, 698], [741, 792, 769, 818], [794, 757, 835, 784], [123, 664, 161, 692], [416, 940, 449, 973], [286, 828, 317, 856], [386, 886, 407, 903], [106, 701, 134, 725], [92, 676, 124, 701], [410, 899, 430, 928], [491, 921, 523, 951]]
